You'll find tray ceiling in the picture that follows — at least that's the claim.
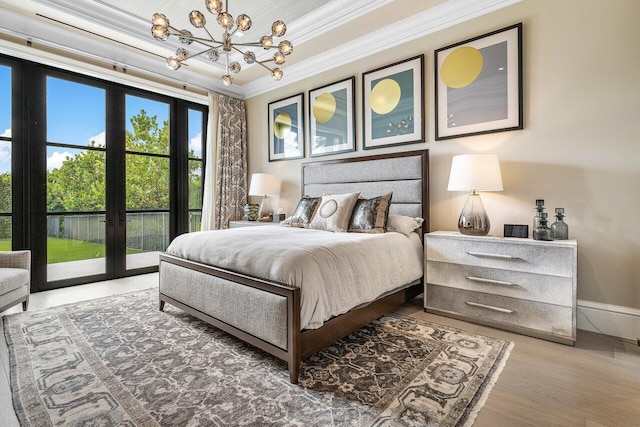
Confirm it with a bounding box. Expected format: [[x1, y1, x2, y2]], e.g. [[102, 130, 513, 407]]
[[0, 0, 521, 99]]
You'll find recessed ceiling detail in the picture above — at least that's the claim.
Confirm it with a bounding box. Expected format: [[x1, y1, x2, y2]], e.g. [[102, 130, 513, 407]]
[[0, 0, 522, 99]]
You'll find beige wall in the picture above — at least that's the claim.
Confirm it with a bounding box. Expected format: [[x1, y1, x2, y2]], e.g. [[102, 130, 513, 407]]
[[245, 0, 640, 310]]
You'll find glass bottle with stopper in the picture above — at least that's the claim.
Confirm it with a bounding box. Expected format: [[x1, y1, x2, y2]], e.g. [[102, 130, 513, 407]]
[[533, 212, 552, 241], [551, 208, 569, 240], [533, 199, 545, 231]]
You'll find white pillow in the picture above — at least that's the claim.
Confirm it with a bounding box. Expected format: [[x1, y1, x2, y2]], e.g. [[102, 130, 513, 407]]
[[387, 215, 424, 236], [309, 192, 360, 232]]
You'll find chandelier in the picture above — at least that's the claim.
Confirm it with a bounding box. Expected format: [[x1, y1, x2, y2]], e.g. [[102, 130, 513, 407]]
[[151, 0, 293, 87]]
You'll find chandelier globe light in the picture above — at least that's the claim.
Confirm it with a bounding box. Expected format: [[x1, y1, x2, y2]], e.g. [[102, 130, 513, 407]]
[[151, 0, 293, 87]]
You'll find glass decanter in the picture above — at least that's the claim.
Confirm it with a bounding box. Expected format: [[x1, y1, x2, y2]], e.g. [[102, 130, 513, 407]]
[[533, 212, 552, 241], [551, 208, 569, 240], [533, 199, 545, 231]]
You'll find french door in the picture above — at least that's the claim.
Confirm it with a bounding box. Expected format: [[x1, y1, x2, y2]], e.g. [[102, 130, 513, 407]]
[[40, 75, 173, 288], [16, 66, 205, 291], [0, 56, 206, 292]]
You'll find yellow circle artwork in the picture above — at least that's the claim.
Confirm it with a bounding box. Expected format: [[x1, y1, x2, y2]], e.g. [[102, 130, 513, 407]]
[[440, 46, 483, 88], [313, 93, 336, 123], [370, 78, 401, 115], [273, 112, 292, 139]]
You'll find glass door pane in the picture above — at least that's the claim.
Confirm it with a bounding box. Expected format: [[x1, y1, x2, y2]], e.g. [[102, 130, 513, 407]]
[[0, 65, 11, 250], [188, 108, 203, 232], [46, 77, 106, 281], [125, 95, 170, 270]]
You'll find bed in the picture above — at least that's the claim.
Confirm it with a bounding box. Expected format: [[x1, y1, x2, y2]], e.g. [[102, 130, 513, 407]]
[[158, 150, 429, 383]]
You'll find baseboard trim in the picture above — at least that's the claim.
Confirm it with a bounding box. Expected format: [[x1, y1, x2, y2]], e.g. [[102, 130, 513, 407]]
[[577, 300, 640, 341]]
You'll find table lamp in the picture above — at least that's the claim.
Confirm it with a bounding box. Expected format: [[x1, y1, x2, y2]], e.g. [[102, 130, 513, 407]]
[[249, 173, 280, 220], [447, 154, 503, 236]]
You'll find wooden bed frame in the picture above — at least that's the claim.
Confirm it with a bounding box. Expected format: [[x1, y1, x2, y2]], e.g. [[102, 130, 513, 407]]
[[159, 150, 429, 383]]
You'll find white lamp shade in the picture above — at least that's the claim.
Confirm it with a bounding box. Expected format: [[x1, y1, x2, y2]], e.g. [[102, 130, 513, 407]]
[[447, 154, 504, 192], [249, 173, 280, 196]]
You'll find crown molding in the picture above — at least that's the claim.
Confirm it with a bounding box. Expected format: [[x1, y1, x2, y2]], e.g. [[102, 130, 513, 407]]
[[241, 0, 523, 99], [252, 0, 393, 64]]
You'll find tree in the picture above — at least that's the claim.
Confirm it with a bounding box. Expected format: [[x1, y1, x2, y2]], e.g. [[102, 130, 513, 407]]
[[0, 172, 10, 239], [46, 109, 197, 212], [124, 109, 170, 210], [47, 145, 105, 212]]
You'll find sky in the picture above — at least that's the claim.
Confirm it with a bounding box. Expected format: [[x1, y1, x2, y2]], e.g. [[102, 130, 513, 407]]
[[0, 68, 202, 174]]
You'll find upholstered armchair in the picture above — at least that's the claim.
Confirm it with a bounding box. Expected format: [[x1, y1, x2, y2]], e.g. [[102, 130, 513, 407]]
[[0, 250, 30, 313]]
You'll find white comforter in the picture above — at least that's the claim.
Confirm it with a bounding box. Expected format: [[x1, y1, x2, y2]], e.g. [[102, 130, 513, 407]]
[[165, 225, 423, 329]]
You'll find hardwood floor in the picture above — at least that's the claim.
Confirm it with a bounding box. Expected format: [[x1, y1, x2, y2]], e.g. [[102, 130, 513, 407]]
[[397, 300, 640, 426], [1, 275, 638, 426]]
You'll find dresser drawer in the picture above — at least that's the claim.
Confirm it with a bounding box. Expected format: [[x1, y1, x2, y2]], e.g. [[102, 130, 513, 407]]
[[426, 284, 574, 340], [426, 261, 574, 307], [426, 236, 575, 277]]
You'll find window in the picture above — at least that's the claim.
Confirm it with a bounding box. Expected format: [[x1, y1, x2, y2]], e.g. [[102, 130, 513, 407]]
[[0, 65, 12, 250], [125, 95, 171, 270], [1, 55, 207, 290], [188, 108, 204, 232], [46, 76, 107, 280]]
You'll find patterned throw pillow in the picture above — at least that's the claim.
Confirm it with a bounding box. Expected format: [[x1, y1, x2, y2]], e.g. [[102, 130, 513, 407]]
[[348, 192, 393, 233], [308, 192, 360, 232], [289, 196, 321, 227]]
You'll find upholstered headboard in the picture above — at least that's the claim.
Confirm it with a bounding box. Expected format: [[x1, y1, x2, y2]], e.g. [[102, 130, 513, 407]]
[[301, 150, 429, 234]]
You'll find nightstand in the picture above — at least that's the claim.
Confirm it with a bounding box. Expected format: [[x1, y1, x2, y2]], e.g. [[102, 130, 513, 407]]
[[229, 220, 280, 228], [424, 231, 577, 345]]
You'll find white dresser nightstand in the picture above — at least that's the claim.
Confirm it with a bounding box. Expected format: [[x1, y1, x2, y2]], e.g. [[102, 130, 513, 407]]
[[229, 220, 280, 228], [424, 231, 577, 345]]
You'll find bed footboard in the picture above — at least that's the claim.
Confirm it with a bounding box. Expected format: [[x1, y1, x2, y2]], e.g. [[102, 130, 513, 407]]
[[159, 253, 302, 383]]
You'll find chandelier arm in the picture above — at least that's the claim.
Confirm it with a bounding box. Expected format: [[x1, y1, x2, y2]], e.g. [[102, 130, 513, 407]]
[[230, 46, 273, 71], [230, 46, 248, 56], [189, 38, 224, 50], [166, 25, 222, 45], [179, 35, 224, 45], [184, 49, 218, 61], [253, 60, 275, 73], [202, 26, 218, 42]]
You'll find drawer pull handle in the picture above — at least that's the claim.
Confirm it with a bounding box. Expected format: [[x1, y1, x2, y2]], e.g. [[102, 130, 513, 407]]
[[467, 276, 517, 287], [466, 251, 520, 260], [466, 301, 515, 314]]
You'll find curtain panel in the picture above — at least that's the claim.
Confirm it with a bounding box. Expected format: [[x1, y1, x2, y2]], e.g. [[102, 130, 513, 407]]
[[200, 93, 219, 231], [214, 95, 248, 229]]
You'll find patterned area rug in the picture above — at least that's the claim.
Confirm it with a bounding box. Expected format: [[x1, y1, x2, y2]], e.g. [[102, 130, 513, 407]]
[[3, 289, 512, 426]]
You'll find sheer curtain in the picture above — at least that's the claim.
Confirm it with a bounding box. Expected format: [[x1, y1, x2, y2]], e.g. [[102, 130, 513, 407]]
[[200, 93, 247, 230]]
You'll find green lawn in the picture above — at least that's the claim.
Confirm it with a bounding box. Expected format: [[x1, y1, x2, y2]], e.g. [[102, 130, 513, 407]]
[[0, 237, 142, 263]]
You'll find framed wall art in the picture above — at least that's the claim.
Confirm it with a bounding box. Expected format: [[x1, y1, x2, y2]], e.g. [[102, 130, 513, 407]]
[[435, 23, 523, 140], [362, 54, 424, 150], [268, 93, 304, 161], [308, 77, 355, 157]]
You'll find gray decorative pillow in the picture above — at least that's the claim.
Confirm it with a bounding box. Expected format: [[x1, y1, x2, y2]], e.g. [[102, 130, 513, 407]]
[[289, 196, 320, 227], [349, 192, 393, 233], [309, 192, 360, 232]]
